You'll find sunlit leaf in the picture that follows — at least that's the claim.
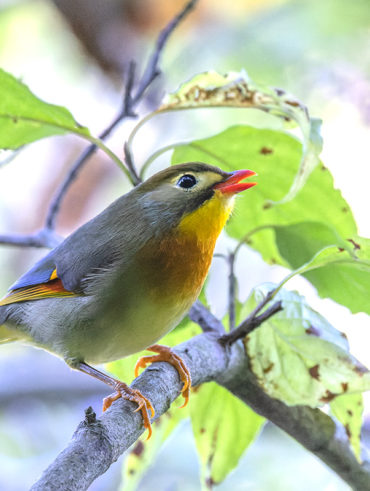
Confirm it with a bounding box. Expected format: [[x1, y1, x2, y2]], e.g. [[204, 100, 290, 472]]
[[190, 382, 265, 486], [164, 70, 322, 203], [243, 284, 370, 406], [273, 221, 352, 265], [330, 393, 363, 461], [275, 230, 370, 314], [0, 68, 90, 149], [121, 407, 189, 491]]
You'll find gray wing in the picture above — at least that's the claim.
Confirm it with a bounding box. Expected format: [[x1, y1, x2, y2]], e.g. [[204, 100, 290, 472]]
[[11, 190, 150, 292]]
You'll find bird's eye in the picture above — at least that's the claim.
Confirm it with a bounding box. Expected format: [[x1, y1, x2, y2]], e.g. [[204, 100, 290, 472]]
[[177, 174, 197, 189]]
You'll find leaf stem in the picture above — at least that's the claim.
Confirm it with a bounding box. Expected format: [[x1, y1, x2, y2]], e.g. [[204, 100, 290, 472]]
[[139, 141, 191, 179], [86, 135, 129, 176]]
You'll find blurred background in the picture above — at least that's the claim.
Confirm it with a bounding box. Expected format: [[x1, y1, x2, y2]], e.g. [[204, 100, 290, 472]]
[[0, 0, 369, 489]]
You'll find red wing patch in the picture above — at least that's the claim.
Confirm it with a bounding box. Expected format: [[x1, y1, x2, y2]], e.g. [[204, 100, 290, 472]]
[[0, 279, 76, 306]]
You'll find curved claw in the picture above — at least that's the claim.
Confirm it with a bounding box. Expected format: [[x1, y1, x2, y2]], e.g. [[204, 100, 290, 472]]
[[102, 384, 155, 439], [135, 344, 192, 408], [75, 362, 155, 439], [134, 355, 157, 378]]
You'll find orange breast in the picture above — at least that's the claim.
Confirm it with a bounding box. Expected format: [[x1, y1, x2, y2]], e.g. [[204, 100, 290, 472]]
[[137, 232, 214, 304], [137, 191, 235, 305]]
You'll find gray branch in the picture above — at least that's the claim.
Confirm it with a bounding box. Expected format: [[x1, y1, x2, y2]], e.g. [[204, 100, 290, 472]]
[[31, 332, 370, 491], [0, 229, 63, 248]]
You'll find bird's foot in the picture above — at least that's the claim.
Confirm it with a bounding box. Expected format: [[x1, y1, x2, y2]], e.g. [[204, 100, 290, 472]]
[[103, 382, 155, 439], [135, 344, 191, 407]]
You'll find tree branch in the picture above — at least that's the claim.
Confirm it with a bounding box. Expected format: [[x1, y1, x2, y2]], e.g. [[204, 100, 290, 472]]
[[189, 300, 225, 334], [0, 229, 62, 249], [30, 330, 370, 490]]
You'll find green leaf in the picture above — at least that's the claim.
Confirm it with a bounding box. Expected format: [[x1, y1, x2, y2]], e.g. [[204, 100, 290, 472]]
[[243, 284, 370, 407], [121, 407, 189, 491], [274, 221, 352, 266], [0, 68, 90, 149], [172, 125, 356, 265], [275, 230, 370, 315], [330, 393, 363, 461], [190, 382, 265, 487], [163, 70, 322, 203]]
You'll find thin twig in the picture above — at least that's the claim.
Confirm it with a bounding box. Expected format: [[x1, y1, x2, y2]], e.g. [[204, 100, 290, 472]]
[[0, 229, 62, 249], [132, 0, 198, 104], [244, 288, 277, 321], [124, 142, 141, 185], [122, 0, 199, 174], [45, 142, 105, 231], [123, 61, 137, 118], [189, 300, 225, 335], [228, 252, 236, 330], [219, 300, 283, 346]]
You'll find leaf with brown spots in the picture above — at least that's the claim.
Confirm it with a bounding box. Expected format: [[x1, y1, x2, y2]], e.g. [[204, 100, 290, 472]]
[[260, 146, 273, 155], [309, 364, 320, 380], [163, 70, 323, 204], [122, 407, 189, 491], [0, 68, 91, 150], [190, 382, 265, 486], [242, 284, 370, 408], [306, 325, 321, 336], [331, 393, 363, 461]]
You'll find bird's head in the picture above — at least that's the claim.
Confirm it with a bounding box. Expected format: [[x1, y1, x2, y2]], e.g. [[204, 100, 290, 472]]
[[136, 162, 257, 239]]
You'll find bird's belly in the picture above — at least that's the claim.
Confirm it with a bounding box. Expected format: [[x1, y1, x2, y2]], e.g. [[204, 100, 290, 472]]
[[4, 292, 192, 365], [83, 233, 213, 363], [84, 295, 191, 364]]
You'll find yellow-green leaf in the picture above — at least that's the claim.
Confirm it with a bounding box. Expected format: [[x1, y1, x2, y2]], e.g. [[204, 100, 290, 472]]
[[190, 382, 265, 487], [0, 68, 90, 149], [121, 407, 188, 491], [330, 393, 363, 461], [275, 231, 370, 314], [243, 284, 370, 406]]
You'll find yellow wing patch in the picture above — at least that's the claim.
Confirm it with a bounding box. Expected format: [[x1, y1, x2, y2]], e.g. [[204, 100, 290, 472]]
[[0, 279, 76, 306]]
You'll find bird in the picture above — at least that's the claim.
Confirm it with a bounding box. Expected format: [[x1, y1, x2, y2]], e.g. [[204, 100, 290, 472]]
[[0, 162, 256, 437]]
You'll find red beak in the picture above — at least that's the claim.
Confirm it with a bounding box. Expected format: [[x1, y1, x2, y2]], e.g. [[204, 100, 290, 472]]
[[213, 169, 257, 194]]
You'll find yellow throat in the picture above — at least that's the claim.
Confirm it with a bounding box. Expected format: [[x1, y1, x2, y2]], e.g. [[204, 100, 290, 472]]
[[178, 189, 235, 243]]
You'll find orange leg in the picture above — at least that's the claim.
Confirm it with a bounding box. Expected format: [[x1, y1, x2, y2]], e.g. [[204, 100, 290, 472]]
[[135, 344, 191, 408], [77, 362, 155, 439]]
